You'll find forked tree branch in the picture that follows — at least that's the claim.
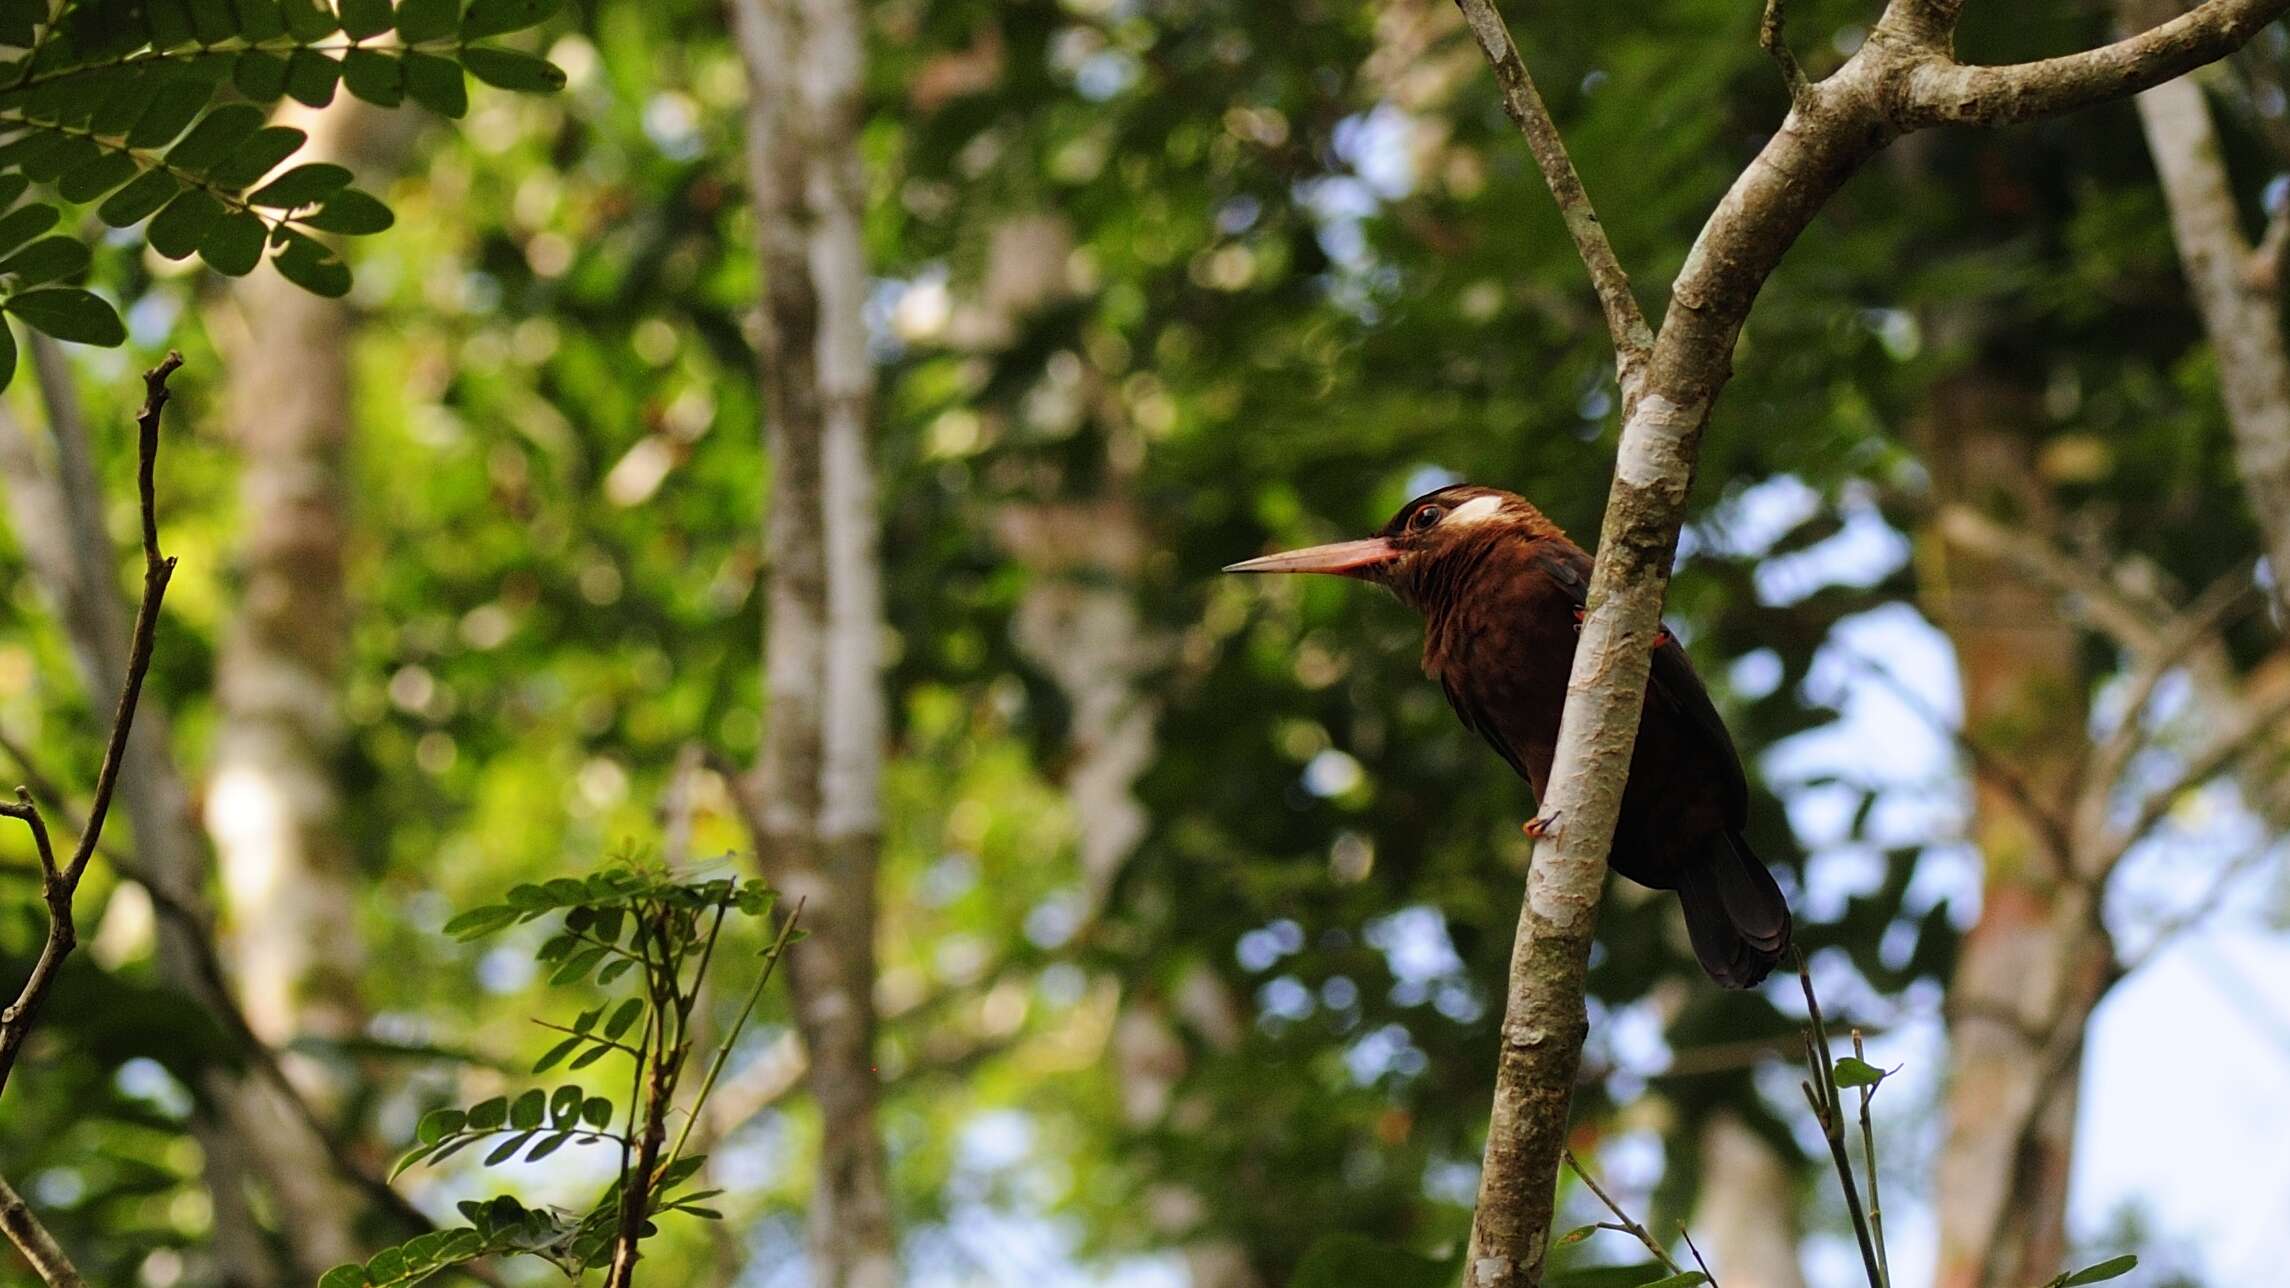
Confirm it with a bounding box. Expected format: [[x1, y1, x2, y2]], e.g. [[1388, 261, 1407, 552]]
[[1451, 2, 2290, 1283], [0, 352, 181, 1105], [1450, 0, 1654, 392], [1899, 0, 2290, 127]]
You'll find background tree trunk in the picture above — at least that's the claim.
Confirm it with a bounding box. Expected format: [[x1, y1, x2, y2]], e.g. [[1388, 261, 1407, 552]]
[[210, 98, 391, 1072], [1691, 1113, 1808, 1288], [733, 0, 896, 1280], [1917, 364, 2106, 1288]]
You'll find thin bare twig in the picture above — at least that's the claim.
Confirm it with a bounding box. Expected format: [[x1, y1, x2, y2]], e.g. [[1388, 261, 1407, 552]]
[[1561, 1150, 1682, 1276], [1797, 957, 1883, 1288], [2090, 681, 2290, 878], [1448, 0, 1653, 391], [0, 353, 182, 1104], [0, 1168, 84, 1287], [1760, 0, 1812, 107], [1851, 1031, 1891, 1288], [1680, 1224, 1719, 1288]]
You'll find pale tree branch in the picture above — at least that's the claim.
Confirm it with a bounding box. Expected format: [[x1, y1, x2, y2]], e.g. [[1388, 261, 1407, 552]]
[[1450, 0, 1654, 392], [1452, 1, 2290, 1280], [1901, 0, 2290, 128], [0, 1168, 84, 1287]]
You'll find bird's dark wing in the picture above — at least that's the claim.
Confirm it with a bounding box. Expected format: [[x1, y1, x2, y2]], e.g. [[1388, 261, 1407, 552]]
[[1650, 636, 1750, 824], [1439, 672, 1533, 785], [1534, 540, 1750, 825]]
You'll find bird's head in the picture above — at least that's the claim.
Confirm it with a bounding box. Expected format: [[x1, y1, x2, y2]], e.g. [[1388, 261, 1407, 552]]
[[1223, 484, 1563, 610]]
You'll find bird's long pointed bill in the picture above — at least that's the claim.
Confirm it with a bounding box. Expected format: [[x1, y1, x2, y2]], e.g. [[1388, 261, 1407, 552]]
[[1222, 537, 1398, 577]]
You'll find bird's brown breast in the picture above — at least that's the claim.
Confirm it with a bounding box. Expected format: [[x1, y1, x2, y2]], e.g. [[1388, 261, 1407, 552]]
[[1417, 533, 1744, 891]]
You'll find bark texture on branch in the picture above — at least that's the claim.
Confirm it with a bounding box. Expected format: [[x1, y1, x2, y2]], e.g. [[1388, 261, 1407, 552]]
[[1453, 2, 2290, 1283], [0, 1168, 85, 1287], [2119, 0, 2290, 624], [733, 0, 896, 1280]]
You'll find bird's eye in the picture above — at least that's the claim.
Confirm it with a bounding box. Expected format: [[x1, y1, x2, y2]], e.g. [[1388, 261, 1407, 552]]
[[1410, 505, 1443, 532]]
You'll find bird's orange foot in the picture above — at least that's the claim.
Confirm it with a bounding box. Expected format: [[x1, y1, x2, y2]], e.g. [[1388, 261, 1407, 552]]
[[1522, 811, 1563, 840]]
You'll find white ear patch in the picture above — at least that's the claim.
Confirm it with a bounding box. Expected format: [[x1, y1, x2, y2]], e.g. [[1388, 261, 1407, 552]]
[[1442, 494, 1505, 527]]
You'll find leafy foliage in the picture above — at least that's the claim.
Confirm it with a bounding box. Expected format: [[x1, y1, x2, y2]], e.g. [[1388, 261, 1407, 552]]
[[319, 861, 791, 1286], [0, 0, 569, 389]]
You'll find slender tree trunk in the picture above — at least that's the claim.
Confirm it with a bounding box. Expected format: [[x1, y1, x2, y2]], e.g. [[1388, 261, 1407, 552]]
[[1690, 1113, 1807, 1288], [2121, 0, 2290, 625], [733, 0, 896, 1280], [1917, 367, 2108, 1288], [210, 99, 385, 1066]]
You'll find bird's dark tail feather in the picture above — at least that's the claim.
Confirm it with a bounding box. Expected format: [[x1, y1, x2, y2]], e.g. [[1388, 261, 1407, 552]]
[[1675, 832, 1791, 989]]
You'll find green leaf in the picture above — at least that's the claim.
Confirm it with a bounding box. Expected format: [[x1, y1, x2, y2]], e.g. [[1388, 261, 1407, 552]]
[[209, 125, 306, 188], [57, 150, 141, 204], [339, 0, 392, 38], [387, 1141, 438, 1181], [459, 0, 559, 39], [0, 0, 40, 45], [148, 189, 223, 260], [127, 79, 216, 149], [0, 176, 28, 210], [1544, 1268, 1673, 1288], [247, 162, 354, 210], [5, 289, 123, 346], [417, 1107, 467, 1144], [508, 1088, 546, 1130], [394, 0, 456, 42], [97, 171, 182, 228], [549, 945, 607, 986], [526, 1130, 574, 1162], [459, 45, 565, 93], [483, 1130, 535, 1165], [1832, 1057, 1888, 1090], [567, 1043, 612, 1070], [1556, 1224, 1599, 1247], [317, 1266, 369, 1288], [549, 1084, 582, 1124], [0, 204, 61, 260], [581, 1095, 612, 1127], [22, 137, 100, 185], [2044, 1255, 2139, 1288], [278, 0, 337, 38], [532, 1035, 582, 1073], [303, 188, 393, 235], [596, 956, 636, 986], [603, 997, 643, 1041], [185, 0, 233, 43], [342, 47, 404, 107], [166, 102, 265, 174], [1632, 1275, 1708, 1288], [235, 0, 287, 41], [441, 904, 519, 938], [363, 1248, 407, 1284], [271, 229, 351, 296], [234, 49, 290, 100], [285, 49, 341, 107], [464, 1096, 508, 1130], [669, 1205, 723, 1219], [199, 211, 266, 276], [0, 320, 16, 394]]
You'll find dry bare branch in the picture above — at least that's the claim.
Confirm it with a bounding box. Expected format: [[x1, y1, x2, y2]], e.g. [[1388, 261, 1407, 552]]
[[0, 353, 181, 1103]]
